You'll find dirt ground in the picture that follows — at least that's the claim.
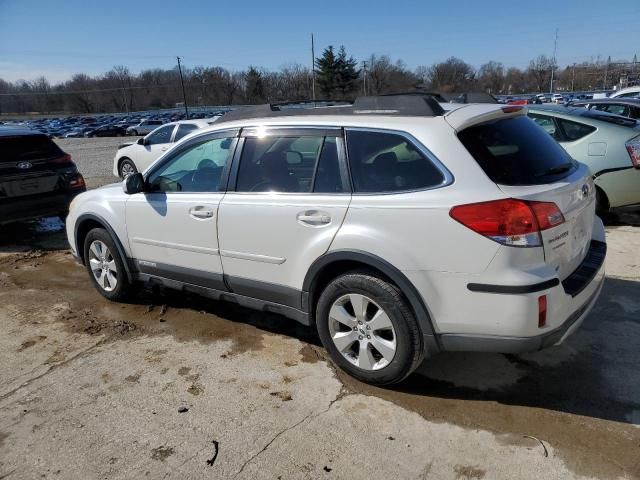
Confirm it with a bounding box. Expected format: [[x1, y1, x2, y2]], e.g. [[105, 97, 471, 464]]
[[0, 213, 639, 479]]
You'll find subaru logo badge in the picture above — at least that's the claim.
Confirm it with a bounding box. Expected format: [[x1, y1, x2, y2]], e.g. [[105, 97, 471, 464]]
[[16, 161, 33, 169], [581, 184, 589, 198]]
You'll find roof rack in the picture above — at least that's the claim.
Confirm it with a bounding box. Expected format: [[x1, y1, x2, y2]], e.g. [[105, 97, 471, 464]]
[[216, 94, 445, 123]]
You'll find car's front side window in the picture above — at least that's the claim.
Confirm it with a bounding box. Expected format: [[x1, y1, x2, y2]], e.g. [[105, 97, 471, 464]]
[[346, 130, 445, 193], [146, 135, 236, 193], [145, 125, 175, 145]]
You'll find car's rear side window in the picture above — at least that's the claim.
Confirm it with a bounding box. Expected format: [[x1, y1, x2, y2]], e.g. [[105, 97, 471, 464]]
[[0, 134, 62, 163], [556, 118, 596, 141], [458, 116, 575, 186], [346, 130, 445, 193]]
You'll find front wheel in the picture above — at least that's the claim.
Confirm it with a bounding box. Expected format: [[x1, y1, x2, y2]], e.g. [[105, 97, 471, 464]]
[[119, 158, 137, 179], [83, 228, 135, 302], [316, 272, 422, 385]]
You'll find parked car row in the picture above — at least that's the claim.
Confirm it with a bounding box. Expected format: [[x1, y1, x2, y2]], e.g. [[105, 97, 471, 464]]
[[1, 109, 227, 139]]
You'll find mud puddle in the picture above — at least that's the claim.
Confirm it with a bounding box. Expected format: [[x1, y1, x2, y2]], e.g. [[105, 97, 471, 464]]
[[1, 249, 319, 358]]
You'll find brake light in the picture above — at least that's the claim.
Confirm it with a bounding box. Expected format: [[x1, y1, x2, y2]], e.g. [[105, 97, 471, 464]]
[[69, 173, 86, 189], [51, 154, 73, 165], [625, 136, 640, 168], [501, 106, 523, 114], [449, 198, 565, 247], [538, 295, 547, 328]]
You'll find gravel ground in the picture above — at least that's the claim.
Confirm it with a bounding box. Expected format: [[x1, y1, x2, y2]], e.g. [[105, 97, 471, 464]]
[[55, 137, 140, 189]]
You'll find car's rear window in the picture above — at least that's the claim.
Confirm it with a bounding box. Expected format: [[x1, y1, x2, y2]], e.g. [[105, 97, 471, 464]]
[[457, 116, 576, 185], [0, 134, 62, 163]]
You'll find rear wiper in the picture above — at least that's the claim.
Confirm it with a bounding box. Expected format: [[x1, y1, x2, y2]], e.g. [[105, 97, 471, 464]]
[[536, 162, 573, 176]]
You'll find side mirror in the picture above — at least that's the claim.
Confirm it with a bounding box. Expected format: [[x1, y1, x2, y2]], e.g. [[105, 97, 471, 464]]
[[137, 137, 145, 145], [123, 172, 145, 194]]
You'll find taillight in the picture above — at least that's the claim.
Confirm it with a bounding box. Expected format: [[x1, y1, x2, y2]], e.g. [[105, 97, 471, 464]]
[[69, 173, 86, 189], [626, 135, 640, 168], [449, 198, 565, 247], [51, 154, 73, 165]]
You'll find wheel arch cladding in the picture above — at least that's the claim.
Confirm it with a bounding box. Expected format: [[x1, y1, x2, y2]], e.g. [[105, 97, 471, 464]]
[[303, 250, 440, 354], [75, 213, 133, 283]]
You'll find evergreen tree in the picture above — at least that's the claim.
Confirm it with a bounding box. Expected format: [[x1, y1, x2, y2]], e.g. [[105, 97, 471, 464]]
[[315, 46, 339, 99], [336, 46, 359, 97], [245, 66, 265, 103], [315, 45, 360, 99]]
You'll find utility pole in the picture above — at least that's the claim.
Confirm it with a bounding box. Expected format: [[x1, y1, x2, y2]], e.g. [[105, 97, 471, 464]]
[[550, 28, 558, 93], [362, 61, 368, 96], [311, 34, 316, 101], [571, 63, 576, 91], [176, 56, 189, 118], [603, 56, 611, 90]]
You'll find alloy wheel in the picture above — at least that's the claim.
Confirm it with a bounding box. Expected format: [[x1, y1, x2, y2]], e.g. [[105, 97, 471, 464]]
[[120, 162, 136, 178], [88, 240, 118, 292], [328, 293, 397, 370]]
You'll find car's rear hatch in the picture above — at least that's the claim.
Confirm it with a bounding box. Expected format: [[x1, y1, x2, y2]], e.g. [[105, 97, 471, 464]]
[[454, 107, 596, 280], [0, 133, 75, 199]]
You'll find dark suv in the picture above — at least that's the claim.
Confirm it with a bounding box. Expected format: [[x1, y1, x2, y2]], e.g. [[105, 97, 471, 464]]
[[0, 127, 86, 223]]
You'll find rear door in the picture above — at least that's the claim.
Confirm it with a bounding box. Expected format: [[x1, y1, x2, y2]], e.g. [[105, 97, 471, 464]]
[[218, 127, 351, 304], [457, 114, 596, 279]]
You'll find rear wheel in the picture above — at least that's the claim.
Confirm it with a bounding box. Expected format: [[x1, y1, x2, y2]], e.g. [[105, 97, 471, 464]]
[[83, 228, 134, 302], [119, 158, 137, 179], [316, 272, 422, 385]]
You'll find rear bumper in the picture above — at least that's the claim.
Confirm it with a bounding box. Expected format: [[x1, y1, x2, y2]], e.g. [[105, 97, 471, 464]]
[[406, 222, 607, 354], [0, 189, 85, 224], [438, 272, 604, 353]]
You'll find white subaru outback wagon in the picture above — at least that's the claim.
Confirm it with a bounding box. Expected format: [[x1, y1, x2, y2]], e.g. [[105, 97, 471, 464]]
[[66, 95, 606, 385]]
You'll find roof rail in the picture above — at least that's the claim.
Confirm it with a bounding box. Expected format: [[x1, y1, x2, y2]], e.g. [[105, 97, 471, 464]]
[[216, 94, 444, 123]]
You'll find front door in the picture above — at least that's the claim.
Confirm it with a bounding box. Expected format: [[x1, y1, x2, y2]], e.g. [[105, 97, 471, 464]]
[[218, 127, 351, 309], [125, 130, 239, 289]]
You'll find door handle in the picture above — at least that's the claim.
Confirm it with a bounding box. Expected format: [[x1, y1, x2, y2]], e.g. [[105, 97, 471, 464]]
[[189, 207, 214, 219], [297, 211, 331, 226], [161, 147, 168, 151]]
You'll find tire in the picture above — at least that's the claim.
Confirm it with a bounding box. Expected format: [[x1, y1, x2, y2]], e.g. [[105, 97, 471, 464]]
[[83, 228, 135, 302], [316, 271, 422, 385], [119, 158, 138, 179], [131, 130, 138, 136]]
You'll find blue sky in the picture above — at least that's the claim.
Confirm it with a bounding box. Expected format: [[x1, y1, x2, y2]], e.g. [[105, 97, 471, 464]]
[[0, 0, 638, 84]]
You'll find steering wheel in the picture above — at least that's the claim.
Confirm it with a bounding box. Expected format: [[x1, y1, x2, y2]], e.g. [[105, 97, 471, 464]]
[[197, 158, 216, 169]]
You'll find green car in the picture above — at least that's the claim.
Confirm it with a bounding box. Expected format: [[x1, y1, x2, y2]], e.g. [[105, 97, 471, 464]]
[[527, 104, 640, 212]]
